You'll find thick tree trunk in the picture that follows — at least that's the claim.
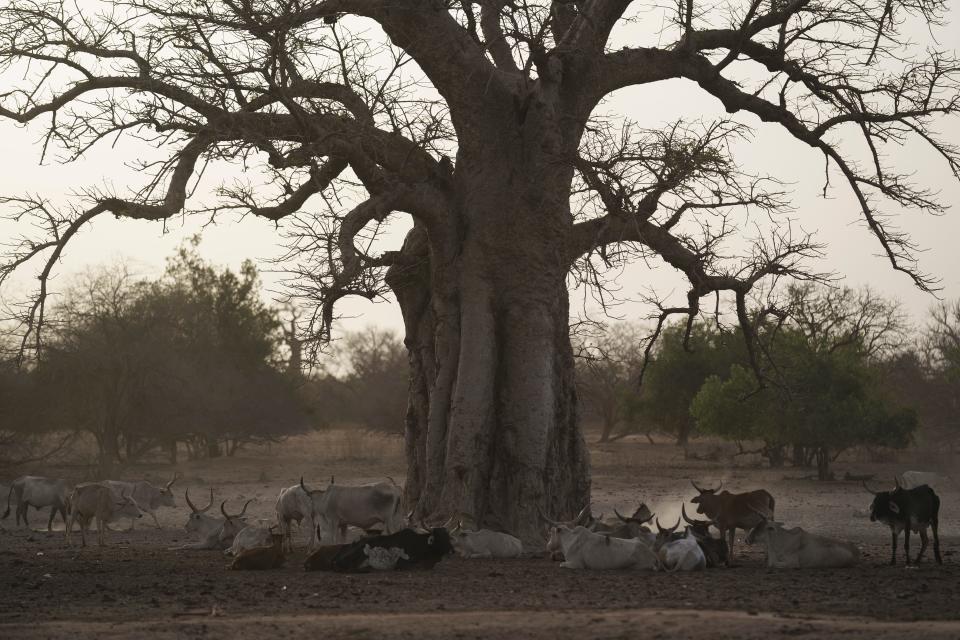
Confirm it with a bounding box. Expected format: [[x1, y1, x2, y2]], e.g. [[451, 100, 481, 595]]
[[387, 196, 590, 545]]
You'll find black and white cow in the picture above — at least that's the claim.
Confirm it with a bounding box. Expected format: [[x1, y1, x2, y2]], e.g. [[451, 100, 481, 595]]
[[865, 479, 942, 565]]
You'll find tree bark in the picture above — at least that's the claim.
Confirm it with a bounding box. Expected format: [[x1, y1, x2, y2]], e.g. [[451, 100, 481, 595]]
[[387, 180, 591, 545]]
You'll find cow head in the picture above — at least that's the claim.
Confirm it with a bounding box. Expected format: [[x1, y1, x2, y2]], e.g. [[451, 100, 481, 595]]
[[114, 488, 144, 520], [681, 505, 716, 539], [220, 498, 253, 536], [184, 488, 217, 534], [863, 480, 900, 524], [425, 527, 454, 555], [654, 516, 681, 549], [689, 480, 724, 517], [744, 505, 778, 544], [156, 473, 179, 508], [614, 503, 654, 526]]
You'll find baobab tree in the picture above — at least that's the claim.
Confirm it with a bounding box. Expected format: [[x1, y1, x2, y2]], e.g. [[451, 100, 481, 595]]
[[0, 0, 957, 541]]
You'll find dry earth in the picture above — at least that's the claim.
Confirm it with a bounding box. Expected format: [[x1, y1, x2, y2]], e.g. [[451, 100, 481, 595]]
[[1, 432, 958, 639]]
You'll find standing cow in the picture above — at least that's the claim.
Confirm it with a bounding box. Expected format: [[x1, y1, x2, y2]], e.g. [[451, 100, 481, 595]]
[[66, 483, 143, 546], [275, 481, 315, 552], [2, 476, 71, 531], [300, 476, 403, 544], [103, 473, 179, 530], [865, 479, 942, 565], [689, 480, 775, 564]]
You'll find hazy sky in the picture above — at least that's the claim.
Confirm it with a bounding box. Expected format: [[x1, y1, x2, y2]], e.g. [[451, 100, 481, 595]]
[[0, 3, 958, 341]]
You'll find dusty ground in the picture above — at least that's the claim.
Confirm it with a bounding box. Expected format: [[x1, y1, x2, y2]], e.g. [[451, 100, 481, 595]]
[[1, 432, 958, 639]]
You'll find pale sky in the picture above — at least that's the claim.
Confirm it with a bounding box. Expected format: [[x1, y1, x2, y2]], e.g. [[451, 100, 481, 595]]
[[0, 3, 958, 341]]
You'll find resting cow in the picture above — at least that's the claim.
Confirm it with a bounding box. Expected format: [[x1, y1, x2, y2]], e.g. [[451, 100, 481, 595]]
[[451, 523, 523, 559], [681, 505, 728, 568], [175, 489, 251, 550], [329, 527, 454, 572], [746, 507, 859, 569], [545, 524, 658, 570], [655, 527, 706, 572]]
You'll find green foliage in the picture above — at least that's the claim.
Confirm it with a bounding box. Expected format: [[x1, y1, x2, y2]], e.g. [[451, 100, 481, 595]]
[[629, 322, 745, 444], [692, 325, 917, 477]]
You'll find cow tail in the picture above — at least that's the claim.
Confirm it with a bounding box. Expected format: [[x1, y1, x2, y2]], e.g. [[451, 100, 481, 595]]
[[1, 483, 13, 519]]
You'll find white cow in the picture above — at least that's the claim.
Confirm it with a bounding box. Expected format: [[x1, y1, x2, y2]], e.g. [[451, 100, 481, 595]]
[[300, 477, 403, 545], [746, 513, 859, 569], [103, 474, 178, 530], [226, 525, 275, 557], [275, 483, 315, 552], [546, 525, 658, 570], [66, 483, 143, 547], [898, 471, 949, 490], [452, 527, 523, 559], [655, 528, 706, 572], [175, 489, 251, 550], [2, 476, 71, 531]]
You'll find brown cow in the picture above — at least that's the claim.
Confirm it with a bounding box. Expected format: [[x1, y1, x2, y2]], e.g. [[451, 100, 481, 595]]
[[689, 480, 775, 564], [304, 527, 353, 571], [67, 483, 143, 547], [228, 530, 285, 570]]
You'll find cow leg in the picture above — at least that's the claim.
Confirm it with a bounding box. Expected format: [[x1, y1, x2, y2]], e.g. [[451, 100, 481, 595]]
[[47, 507, 55, 532], [726, 529, 736, 566], [903, 527, 911, 566], [151, 511, 161, 529], [80, 519, 88, 547], [889, 529, 898, 565], [931, 518, 942, 565], [97, 518, 106, 547], [916, 528, 928, 563]]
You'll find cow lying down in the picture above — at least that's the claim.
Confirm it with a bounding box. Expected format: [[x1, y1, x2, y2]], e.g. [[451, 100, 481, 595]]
[[746, 508, 859, 569], [546, 525, 658, 570], [304, 526, 454, 572]]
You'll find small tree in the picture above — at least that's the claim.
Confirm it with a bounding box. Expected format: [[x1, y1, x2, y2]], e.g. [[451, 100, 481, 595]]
[[694, 330, 917, 479], [630, 321, 745, 446]]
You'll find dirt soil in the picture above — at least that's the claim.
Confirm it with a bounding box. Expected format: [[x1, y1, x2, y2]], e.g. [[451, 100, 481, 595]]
[[1, 432, 958, 639]]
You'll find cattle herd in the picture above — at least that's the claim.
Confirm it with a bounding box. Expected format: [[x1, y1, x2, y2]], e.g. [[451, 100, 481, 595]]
[[0, 471, 947, 574]]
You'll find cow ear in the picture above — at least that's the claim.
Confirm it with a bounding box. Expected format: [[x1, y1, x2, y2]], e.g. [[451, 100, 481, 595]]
[[427, 534, 435, 545], [888, 502, 900, 514]]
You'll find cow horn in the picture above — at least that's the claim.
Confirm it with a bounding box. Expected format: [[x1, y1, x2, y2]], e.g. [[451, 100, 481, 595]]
[[614, 508, 630, 523], [537, 506, 563, 527], [894, 475, 902, 489], [690, 480, 705, 493], [300, 476, 311, 493], [656, 517, 666, 534], [681, 505, 696, 525], [165, 473, 179, 490], [185, 488, 213, 513], [238, 499, 252, 517], [441, 514, 457, 530], [221, 500, 230, 519], [330, 475, 335, 485], [574, 503, 593, 525], [862, 480, 879, 495], [668, 516, 680, 533]]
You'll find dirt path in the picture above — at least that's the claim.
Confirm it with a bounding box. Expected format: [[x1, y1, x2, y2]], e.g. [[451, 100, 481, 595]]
[[5, 609, 960, 640]]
